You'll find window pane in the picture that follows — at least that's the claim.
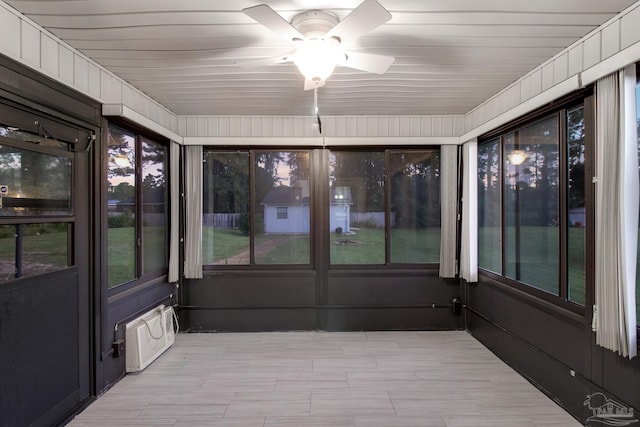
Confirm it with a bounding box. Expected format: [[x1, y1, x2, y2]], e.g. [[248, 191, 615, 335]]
[[330, 151, 385, 265], [478, 139, 502, 273], [254, 151, 310, 264], [203, 151, 250, 265], [0, 145, 71, 216], [0, 223, 69, 284], [21, 223, 69, 278], [107, 127, 136, 288], [504, 116, 559, 294], [0, 224, 16, 283], [567, 106, 586, 305], [141, 139, 167, 274], [389, 151, 440, 263]]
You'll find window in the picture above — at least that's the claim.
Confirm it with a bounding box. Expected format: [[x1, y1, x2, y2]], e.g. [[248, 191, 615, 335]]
[[330, 149, 440, 265], [504, 117, 559, 294], [276, 207, 288, 219], [0, 127, 73, 283], [202, 151, 250, 265], [202, 150, 311, 266], [478, 138, 501, 273], [107, 125, 167, 288], [567, 106, 586, 305], [330, 151, 385, 265], [478, 100, 587, 307], [203, 148, 440, 268], [389, 151, 441, 263]]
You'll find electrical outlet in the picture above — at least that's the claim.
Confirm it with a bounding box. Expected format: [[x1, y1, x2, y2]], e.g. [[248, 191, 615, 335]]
[[112, 339, 125, 358]]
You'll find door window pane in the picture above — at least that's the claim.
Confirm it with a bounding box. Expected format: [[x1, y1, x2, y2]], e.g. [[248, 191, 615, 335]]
[[478, 138, 502, 273], [389, 151, 440, 263], [21, 223, 69, 278], [330, 151, 385, 265], [254, 151, 310, 264], [567, 106, 586, 305], [202, 151, 250, 265], [0, 224, 16, 282], [0, 145, 71, 216], [141, 139, 167, 274], [504, 116, 559, 294], [107, 127, 136, 288], [0, 223, 69, 284]]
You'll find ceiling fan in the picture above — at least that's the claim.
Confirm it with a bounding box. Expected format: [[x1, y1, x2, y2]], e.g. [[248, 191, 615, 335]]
[[239, 0, 395, 90]]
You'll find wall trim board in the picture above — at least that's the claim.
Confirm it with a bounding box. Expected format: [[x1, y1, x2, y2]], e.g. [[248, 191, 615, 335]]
[[183, 136, 460, 147], [183, 136, 323, 146], [325, 136, 460, 146], [460, 76, 581, 142], [581, 39, 640, 85]]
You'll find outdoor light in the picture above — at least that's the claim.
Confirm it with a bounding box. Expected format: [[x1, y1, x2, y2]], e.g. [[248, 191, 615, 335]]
[[292, 37, 343, 82], [507, 149, 527, 166]]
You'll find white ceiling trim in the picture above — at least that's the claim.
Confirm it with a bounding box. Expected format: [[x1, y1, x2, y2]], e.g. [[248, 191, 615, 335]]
[[103, 104, 183, 142]]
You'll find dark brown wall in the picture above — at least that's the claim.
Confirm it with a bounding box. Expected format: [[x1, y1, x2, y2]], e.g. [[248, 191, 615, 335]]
[[467, 276, 640, 424], [183, 269, 462, 332]]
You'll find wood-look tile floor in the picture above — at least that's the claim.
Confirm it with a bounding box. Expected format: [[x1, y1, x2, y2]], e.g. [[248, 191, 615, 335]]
[[67, 331, 582, 426]]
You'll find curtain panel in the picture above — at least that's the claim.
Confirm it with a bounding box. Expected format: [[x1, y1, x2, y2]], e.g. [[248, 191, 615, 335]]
[[184, 145, 203, 279], [594, 65, 638, 359], [460, 140, 478, 283], [440, 145, 458, 277]]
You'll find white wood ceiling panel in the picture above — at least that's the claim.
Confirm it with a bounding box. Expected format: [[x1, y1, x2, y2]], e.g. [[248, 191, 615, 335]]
[[4, 0, 638, 116]]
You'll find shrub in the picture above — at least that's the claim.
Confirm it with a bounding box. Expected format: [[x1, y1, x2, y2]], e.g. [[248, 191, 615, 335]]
[[108, 213, 135, 228]]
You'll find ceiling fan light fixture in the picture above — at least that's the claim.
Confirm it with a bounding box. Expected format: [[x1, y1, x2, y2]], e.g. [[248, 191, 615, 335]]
[[507, 149, 527, 166], [293, 38, 342, 81]]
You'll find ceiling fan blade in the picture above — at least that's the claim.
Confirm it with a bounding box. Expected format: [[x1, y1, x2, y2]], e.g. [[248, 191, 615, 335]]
[[325, 0, 392, 46], [339, 51, 394, 74], [304, 78, 326, 91], [243, 4, 305, 44], [237, 53, 295, 69]]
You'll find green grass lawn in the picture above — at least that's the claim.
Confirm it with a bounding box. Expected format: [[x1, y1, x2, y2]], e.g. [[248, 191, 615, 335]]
[[479, 226, 586, 305], [332, 227, 385, 264], [107, 227, 135, 287], [255, 234, 310, 264], [0, 225, 68, 282], [202, 227, 250, 264], [391, 228, 441, 263], [107, 226, 167, 287]]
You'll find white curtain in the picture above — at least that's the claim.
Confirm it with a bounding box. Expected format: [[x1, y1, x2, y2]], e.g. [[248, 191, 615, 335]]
[[594, 65, 637, 359], [184, 145, 203, 279], [168, 141, 181, 283], [440, 145, 458, 277], [460, 140, 478, 283]]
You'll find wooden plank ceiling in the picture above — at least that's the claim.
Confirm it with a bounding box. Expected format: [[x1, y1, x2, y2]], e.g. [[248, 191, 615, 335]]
[[5, 0, 637, 116]]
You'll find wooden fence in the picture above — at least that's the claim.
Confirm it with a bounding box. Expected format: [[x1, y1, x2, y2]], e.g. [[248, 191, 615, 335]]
[[203, 213, 241, 229]]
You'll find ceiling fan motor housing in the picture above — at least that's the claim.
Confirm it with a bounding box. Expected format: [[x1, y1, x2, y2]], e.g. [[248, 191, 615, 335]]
[[291, 10, 340, 41]]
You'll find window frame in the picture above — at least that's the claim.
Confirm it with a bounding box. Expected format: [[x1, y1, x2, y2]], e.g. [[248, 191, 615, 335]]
[[105, 123, 169, 292], [477, 90, 593, 314]]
